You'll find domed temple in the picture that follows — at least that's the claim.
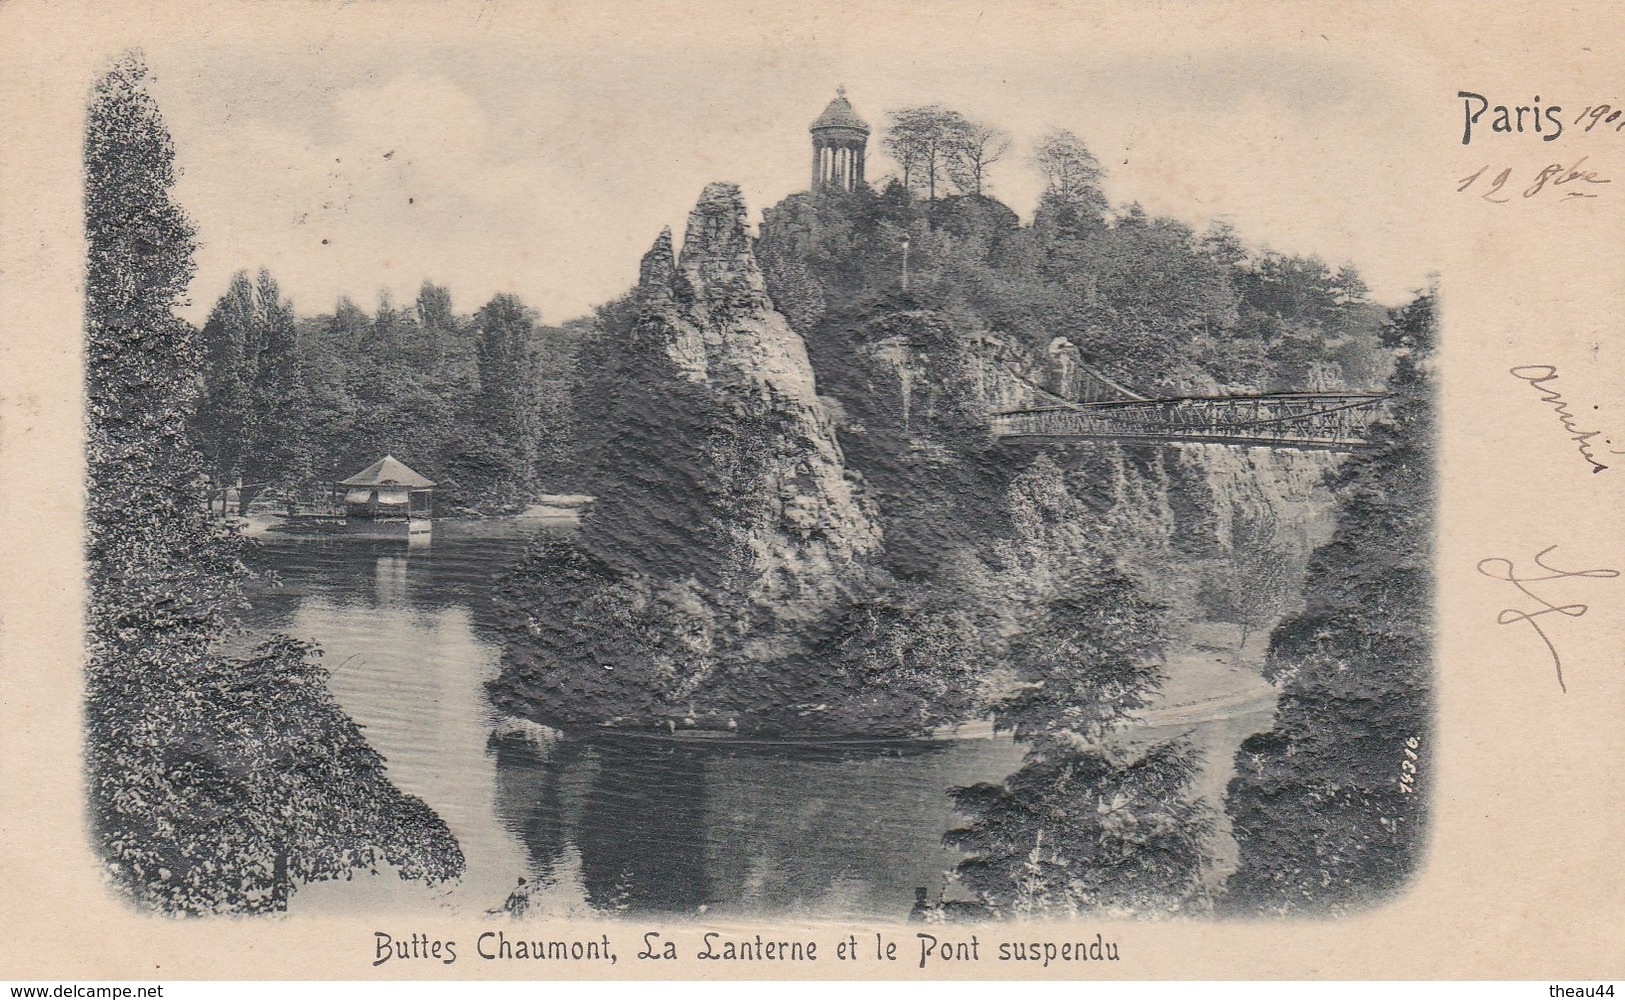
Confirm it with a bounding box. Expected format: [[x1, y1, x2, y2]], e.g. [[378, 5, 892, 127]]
[[810, 86, 868, 192]]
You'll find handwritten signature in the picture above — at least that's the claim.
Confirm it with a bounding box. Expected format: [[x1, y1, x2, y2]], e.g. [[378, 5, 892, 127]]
[[1509, 365, 1622, 474], [1477, 546, 1619, 692], [1458, 157, 1611, 201]]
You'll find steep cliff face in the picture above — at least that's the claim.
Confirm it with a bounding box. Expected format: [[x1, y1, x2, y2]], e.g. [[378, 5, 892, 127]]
[[1094, 445, 1340, 641], [1088, 442, 1343, 892], [592, 182, 881, 648]]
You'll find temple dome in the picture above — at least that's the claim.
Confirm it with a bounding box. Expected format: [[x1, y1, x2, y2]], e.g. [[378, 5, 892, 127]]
[[810, 89, 868, 134], [809, 87, 869, 192]]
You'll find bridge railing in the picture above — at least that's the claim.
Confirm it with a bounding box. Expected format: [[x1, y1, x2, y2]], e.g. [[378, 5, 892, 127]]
[[990, 393, 1390, 449]]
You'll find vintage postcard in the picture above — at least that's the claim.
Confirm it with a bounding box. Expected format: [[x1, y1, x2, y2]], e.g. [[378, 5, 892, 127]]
[[0, 0, 1620, 982]]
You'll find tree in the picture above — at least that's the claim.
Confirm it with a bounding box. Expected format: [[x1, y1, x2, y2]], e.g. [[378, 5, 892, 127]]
[[1222, 289, 1437, 915], [475, 293, 539, 439], [1200, 514, 1294, 653], [530, 319, 587, 490], [84, 52, 463, 914], [239, 270, 313, 510], [328, 295, 372, 352], [84, 50, 230, 639], [945, 118, 1011, 196], [945, 454, 1215, 917], [948, 737, 1215, 917], [884, 106, 967, 201], [193, 272, 255, 500], [411, 280, 453, 372], [195, 269, 315, 511], [465, 292, 542, 509], [416, 281, 454, 330], [1032, 129, 1108, 216], [999, 575, 1166, 742]]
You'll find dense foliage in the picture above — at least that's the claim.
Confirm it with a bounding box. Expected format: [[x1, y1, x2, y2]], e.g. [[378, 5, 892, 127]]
[[948, 737, 1215, 918], [191, 276, 579, 516], [1222, 291, 1436, 915], [193, 270, 313, 511], [85, 52, 463, 913], [941, 457, 1216, 917], [760, 171, 1389, 402]]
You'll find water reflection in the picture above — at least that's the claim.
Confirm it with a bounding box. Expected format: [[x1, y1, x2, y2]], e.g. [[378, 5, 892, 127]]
[[490, 734, 1027, 919], [374, 554, 410, 606], [573, 742, 712, 913], [245, 522, 1027, 919], [242, 519, 1266, 920]]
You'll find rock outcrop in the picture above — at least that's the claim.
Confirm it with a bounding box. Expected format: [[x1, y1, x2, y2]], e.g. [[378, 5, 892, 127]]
[[588, 183, 881, 655], [756, 194, 827, 332]]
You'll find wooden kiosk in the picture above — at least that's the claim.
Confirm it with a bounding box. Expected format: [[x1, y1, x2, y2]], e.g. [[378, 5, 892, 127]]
[[337, 455, 435, 527]]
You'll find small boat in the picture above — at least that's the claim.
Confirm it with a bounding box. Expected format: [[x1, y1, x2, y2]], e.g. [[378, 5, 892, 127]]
[[520, 494, 597, 519], [536, 493, 595, 507]]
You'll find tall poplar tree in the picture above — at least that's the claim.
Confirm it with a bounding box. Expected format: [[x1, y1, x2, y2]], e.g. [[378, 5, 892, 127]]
[[239, 269, 313, 510], [196, 268, 314, 511], [467, 292, 540, 508], [84, 52, 463, 914], [193, 271, 255, 501]]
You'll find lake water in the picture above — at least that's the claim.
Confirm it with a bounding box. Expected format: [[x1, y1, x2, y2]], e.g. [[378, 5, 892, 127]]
[[240, 519, 1029, 921], [240, 516, 1274, 921]]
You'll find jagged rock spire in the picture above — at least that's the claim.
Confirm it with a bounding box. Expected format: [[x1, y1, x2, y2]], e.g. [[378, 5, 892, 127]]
[[605, 181, 879, 632], [637, 226, 676, 305], [677, 182, 769, 307]]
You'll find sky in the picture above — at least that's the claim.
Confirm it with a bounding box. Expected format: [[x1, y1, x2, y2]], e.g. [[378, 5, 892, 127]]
[[143, 7, 1441, 326]]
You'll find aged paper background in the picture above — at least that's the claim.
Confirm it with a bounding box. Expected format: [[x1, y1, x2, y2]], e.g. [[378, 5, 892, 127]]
[[1, 0, 1621, 980]]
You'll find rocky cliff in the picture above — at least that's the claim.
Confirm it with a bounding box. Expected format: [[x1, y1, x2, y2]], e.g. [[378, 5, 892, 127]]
[[491, 185, 899, 732], [582, 182, 881, 658], [653, 186, 877, 640]]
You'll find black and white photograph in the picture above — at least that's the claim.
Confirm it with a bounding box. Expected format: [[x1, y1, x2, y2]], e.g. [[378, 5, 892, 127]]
[[79, 28, 1435, 924], [3, 1, 1621, 987]]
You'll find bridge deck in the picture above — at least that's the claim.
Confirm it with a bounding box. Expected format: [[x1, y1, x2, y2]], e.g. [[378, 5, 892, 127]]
[[990, 391, 1390, 450]]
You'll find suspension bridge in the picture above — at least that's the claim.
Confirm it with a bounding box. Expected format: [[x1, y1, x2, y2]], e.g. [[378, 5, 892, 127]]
[[987, 364, 1390, 451]]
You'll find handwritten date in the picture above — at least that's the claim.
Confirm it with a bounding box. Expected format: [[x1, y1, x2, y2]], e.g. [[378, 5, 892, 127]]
[[1572, 104, 1625, 134], [1458, 158, 1611, 202]]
